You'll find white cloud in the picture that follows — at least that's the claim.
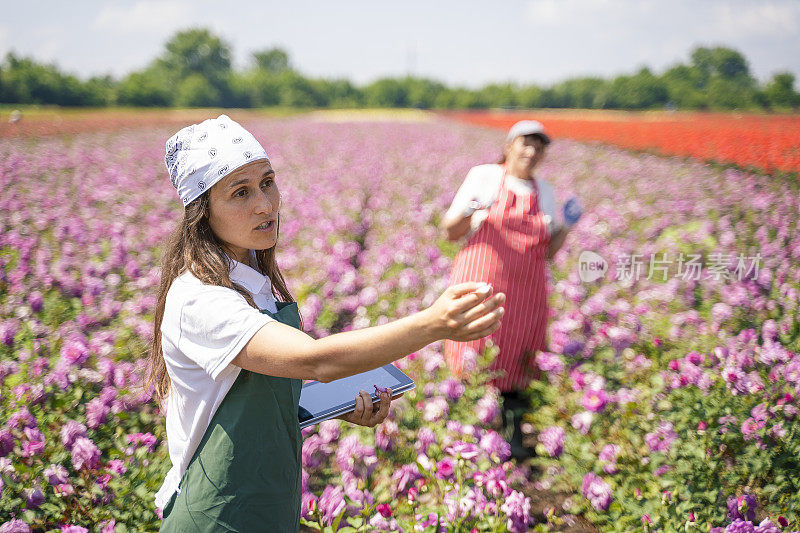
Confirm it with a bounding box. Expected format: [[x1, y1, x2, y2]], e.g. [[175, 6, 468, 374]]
[[92, 0, 192, 34], [714, 2, 800, 38], [526, 0, 600, 25], [525, 0, 799, 38], [517, 0, 800, 83], [36, 39, 62, 63], [526, 0, 563, 25], [2, 0, 798, 86], [525, 0, 655, 27]]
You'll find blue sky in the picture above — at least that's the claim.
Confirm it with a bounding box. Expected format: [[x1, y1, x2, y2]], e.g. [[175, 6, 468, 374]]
[[2, 0, 798, 87]]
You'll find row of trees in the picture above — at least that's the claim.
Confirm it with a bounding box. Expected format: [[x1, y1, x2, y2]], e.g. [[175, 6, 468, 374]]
[[1, 28, 798, 110]]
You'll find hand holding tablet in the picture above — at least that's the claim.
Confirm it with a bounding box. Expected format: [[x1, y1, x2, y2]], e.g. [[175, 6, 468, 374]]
[[337, 387, 400, 428], [298, 364, 416, 428]]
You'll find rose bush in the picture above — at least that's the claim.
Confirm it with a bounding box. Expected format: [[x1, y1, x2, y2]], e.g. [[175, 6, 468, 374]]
[[1, 113, 798, 531]]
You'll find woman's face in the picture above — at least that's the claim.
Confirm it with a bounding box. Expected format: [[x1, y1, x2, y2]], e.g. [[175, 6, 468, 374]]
[[206, 159, 280, 264], [504, 134, 546, 178]]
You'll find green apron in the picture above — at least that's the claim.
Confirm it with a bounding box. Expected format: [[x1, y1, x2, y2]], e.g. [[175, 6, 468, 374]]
[[160, 302, 303, 532]]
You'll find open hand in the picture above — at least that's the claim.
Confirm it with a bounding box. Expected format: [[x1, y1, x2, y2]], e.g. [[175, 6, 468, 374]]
[[426, 282, 505, 342]]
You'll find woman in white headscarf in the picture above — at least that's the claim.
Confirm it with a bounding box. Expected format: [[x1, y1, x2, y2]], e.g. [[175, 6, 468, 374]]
[[148, 115, 506, 531]]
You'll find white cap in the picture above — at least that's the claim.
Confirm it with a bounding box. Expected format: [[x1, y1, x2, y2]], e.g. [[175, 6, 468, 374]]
[[505, 120, 551, 145], [164, 114, 270, 207]]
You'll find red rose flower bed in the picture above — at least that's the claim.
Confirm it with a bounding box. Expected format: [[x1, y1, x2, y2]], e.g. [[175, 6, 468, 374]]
[[443, 110, 800, 174]]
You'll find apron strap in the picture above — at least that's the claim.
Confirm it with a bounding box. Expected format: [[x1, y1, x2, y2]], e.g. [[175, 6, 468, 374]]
[[261, 301, 301, 330]]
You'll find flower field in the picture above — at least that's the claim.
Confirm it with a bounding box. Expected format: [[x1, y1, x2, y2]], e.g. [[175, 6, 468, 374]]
[[1, 111, 799, 532], [444, 110, 800, 175]]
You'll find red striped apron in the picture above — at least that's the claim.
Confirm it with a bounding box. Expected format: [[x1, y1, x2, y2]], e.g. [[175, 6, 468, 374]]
[[444, 167, 550, 392]]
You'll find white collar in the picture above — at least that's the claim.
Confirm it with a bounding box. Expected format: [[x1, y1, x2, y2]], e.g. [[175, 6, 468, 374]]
[[505, 174, 536, 190], [228, 249, 273, 296]]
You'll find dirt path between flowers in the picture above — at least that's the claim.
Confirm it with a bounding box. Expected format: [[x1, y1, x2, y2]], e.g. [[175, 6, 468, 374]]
[[517, 431, 598, 532], [520, 475, 598, 531]]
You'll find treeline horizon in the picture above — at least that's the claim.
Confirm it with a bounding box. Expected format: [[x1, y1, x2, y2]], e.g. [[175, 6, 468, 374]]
[[1, 28, 799, 111]]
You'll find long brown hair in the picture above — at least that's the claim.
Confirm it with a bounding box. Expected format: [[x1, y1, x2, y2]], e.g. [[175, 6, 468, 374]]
[[145, 191, 296, 409]]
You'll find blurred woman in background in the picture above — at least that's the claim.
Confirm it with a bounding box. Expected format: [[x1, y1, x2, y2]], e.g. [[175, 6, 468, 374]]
[[442, 120, 580, 460]]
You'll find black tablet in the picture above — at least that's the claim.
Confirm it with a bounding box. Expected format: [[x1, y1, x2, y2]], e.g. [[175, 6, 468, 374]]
[[298, 364, 416, 429]]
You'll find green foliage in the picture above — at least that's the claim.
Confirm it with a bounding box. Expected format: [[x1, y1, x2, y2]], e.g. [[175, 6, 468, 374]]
[[174, 73, 221, 108], [230, 69, 282, 108], [152, 27, 233, 107], [475, 83, 521, 109], [662, 65, 708, 109], [764, 72, 800, 109], [0, 320, 169, 528], [253, 48, 291, 73], [276, 71, 325, 107], [116, 68, 171, 107], [313, 78, 362, 108], [690, 46, 752, 82], [300, 344, 521, 533], [363, 78, 410, 108], [1, 34, 798, 111], [82, 75, 116, 106], [0, 53, 105, 107], [543, 77, 609, 109], [522, 212, 800, 531], [605, 69, 669, 109], [404, 77, 448, 109], [157, 28, 232, 88], [705, 76, 760, 110]]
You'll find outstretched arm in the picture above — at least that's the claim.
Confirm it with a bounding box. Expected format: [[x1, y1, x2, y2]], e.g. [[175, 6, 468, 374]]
[[232, 282, 505, 383]]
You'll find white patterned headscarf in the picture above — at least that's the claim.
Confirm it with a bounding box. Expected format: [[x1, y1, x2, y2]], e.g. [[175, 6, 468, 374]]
[[164, 114, 270, 207]]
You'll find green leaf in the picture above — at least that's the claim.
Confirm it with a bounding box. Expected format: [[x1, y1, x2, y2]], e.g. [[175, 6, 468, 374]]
[[347, 516, 364, 528], [332, 509, 346, 531]]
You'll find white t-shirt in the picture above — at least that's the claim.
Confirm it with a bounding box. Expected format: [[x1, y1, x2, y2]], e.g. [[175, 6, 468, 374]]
[[445, 164, 560, 239], [154, 250, 279, 509]]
